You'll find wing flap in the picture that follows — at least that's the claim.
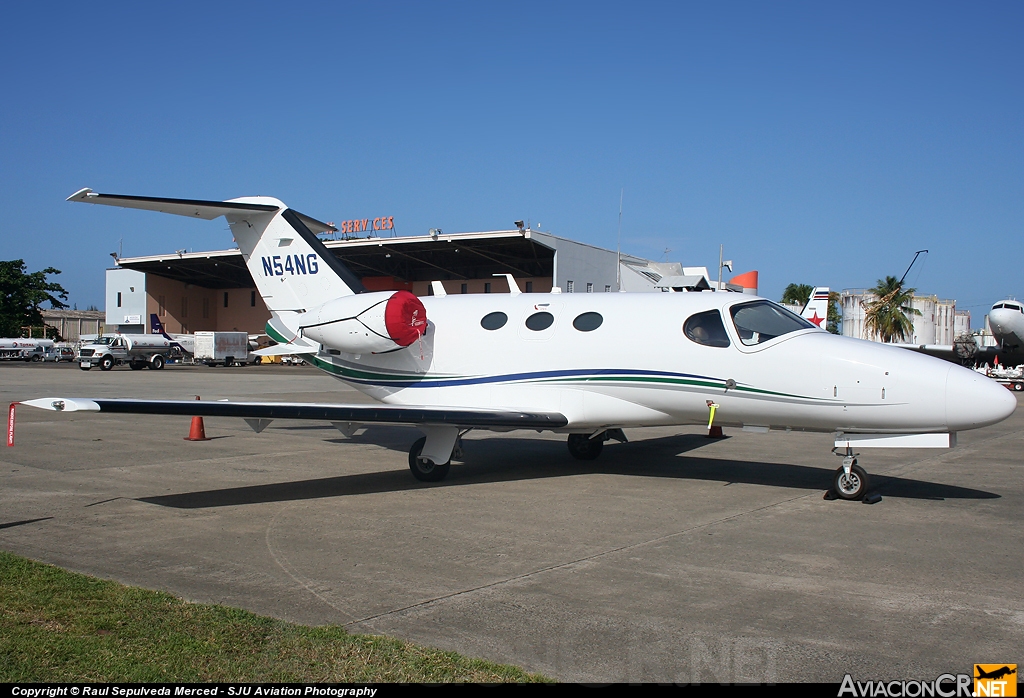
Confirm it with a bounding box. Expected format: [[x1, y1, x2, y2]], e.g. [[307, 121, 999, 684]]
[[20, 398, 568, 429]]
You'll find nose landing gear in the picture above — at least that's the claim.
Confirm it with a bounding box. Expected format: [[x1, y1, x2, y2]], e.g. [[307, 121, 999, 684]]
[[831, 446, 871, 500]]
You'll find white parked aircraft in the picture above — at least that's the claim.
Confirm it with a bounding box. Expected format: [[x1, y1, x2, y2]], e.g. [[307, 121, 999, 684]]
[[15, 189, 1017, 501], [897, 299, 1024, 368]]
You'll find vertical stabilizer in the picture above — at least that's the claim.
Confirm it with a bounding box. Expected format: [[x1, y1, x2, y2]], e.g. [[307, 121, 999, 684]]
[[801, 287, 830, 328]]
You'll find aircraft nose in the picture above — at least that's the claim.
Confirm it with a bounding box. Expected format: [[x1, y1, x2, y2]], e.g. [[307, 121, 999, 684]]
[[945, 366, 1017, 430]]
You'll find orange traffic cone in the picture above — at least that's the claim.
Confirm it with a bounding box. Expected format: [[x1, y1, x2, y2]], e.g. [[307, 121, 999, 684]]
[[706, 425, 725, 439], [184, 395, 210, 441]]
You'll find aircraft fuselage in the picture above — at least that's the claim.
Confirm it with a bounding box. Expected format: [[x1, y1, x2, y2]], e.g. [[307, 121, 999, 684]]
[[298, 291, 1014, 436]]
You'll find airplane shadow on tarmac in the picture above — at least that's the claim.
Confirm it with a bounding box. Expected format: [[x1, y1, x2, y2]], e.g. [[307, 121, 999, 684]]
[[138, 429, 998, 509]]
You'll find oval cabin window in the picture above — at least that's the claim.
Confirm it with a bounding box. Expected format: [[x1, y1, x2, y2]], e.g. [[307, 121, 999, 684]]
[[480, 312, 508, 330], [572, 312, 603, 332], [525, 312, 555, 331]]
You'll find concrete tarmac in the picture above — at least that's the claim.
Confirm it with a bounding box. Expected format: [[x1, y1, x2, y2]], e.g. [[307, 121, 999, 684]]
[[1, 361, 1021, 682]]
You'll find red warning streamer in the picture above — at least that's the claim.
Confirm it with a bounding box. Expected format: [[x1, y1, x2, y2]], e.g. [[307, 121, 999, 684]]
[[7, 402, 16, 447]]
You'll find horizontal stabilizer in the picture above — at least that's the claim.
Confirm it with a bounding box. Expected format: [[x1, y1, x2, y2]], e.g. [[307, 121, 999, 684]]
[[66, 188, 336, 234], [67, 188, 279, 220], [20, 398, 568, 430]]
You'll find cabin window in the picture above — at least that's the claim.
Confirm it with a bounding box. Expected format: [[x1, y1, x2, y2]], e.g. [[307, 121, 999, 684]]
[[480, 312, 508, 330], [729, 300, 813, 346], [573, 312, 603, 332], [525, 312, 554, 331], [683, 310, 731, 348]]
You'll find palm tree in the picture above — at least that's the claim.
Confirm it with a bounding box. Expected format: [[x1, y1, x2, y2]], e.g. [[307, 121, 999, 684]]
[[781, 283, 813, 307], [863, 276, 921, 343]]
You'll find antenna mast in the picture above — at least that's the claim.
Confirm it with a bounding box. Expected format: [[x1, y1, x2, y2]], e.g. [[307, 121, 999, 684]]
[[616, 189, 623, 291], [899, 249, 929, 286]]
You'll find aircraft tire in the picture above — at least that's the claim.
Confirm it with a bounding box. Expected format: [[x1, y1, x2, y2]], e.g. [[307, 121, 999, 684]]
[[151, 355, 165, 370], [408, 436, 451, 482], [567, 433, 604, 460], [833, 463, 869, 500], [99, 356, 114, 371]]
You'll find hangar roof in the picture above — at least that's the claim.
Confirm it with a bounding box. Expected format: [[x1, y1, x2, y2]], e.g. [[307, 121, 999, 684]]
[[114, 230, 557, 289]]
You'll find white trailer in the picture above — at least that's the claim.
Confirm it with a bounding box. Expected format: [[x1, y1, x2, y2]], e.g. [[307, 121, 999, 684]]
[[194, 331, 252, 366], [77, 334, 176, 371]]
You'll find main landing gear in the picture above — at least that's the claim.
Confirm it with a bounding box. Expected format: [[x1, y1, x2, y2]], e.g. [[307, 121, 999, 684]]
[[566, 429, 627, 461], [408, 436, 451, 483], [831, 448, 870, 501]]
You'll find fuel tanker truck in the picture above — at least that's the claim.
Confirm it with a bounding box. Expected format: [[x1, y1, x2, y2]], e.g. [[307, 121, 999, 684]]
[[76, 334, 178, 371]]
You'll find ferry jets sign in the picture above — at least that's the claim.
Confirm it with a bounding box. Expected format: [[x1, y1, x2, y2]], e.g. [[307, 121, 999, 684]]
[[341, 216, 394, 234]]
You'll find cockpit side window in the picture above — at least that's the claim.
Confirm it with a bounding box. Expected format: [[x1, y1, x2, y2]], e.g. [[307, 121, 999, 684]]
[[729, 300, 814, 346], [683, 310, 731, 348]]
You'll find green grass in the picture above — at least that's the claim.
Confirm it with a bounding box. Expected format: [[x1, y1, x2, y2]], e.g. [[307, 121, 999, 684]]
[[0, 550, 550, 682]]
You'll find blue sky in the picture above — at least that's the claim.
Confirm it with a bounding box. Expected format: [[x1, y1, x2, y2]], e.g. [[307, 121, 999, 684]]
[[2, 2, 1021, 325]]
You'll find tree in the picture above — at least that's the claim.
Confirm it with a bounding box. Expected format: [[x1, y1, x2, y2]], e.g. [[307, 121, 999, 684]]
[[826, 291, 841, 335], [863, 275, 920, 343], [0, 260, 68, 337], [781, 283, 813, 307]]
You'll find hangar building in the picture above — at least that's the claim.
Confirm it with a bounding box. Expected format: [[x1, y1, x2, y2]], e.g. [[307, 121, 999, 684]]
[[105, 227, 729, 335]]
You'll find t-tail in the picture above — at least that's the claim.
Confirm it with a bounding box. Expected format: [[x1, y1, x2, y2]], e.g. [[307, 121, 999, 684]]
[[68, 190, 425, 357], [68, 189, 368, 342], [801, 287, 830, 329]]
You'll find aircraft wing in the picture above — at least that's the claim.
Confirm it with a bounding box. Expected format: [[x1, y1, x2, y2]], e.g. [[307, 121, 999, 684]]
[[893, 343, 1001, 366], [892, 343, 960, 362], [19, 398, 568, 430]]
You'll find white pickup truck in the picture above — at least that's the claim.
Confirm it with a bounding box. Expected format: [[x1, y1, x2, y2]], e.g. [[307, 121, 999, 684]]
[[77, 334, 176, 371]]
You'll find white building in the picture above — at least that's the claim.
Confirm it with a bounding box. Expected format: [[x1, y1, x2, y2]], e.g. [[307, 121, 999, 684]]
[[841, 289, 957, 344]]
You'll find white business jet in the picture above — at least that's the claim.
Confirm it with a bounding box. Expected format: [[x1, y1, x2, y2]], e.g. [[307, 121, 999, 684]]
[[17, 189, 1017, 501]]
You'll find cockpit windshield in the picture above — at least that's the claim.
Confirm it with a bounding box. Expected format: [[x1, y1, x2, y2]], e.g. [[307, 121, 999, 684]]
[[729, 300, 815, 346]]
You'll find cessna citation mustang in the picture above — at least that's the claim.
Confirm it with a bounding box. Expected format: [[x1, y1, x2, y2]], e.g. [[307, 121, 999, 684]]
[[16, 190, 1017, 501]]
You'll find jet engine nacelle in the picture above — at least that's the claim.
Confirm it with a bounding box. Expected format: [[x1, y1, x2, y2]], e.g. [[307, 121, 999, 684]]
[[299, 290, 427, 354]]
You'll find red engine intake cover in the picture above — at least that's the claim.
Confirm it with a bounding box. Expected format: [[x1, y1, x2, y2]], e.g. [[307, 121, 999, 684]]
[[384, 290, 427, 347]]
